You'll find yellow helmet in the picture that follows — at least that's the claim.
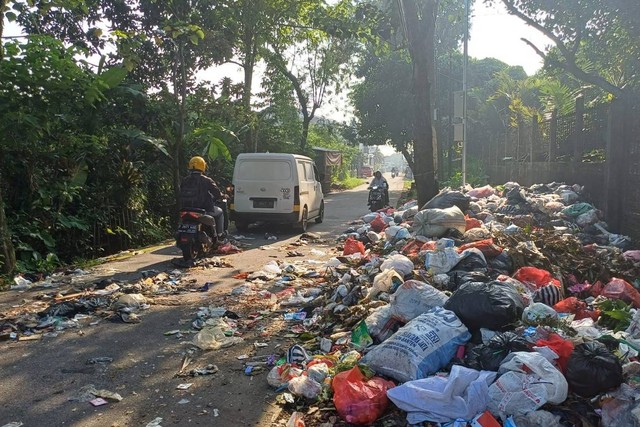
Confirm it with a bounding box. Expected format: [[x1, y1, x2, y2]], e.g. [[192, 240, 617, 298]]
[[188, 156, 207, 172]]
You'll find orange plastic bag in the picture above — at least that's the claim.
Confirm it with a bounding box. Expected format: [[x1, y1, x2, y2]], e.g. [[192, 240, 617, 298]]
[[370, 214, 387, 232], [536, 333, 574, 373], [343, 237, 365, 256], [332, 367, 395, 425]]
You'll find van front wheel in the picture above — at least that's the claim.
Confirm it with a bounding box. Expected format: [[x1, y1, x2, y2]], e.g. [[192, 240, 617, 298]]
[[297, 206, 308, 232]]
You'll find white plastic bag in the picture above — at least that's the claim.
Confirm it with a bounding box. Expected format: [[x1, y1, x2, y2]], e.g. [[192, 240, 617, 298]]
[[387, 365, 497, 424], [390, 280, 449, 323], [192, 318, 244, 350], [424, 239, 464, 274], [368, 269, 404, 299], [380, 254, 414, 277], [362, 307, 471, 383]]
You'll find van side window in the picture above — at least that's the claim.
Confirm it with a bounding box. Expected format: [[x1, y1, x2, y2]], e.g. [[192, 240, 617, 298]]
[[313, 164, 320, 182], [305, 163, 315, 181], [297, 162, 305, 182]]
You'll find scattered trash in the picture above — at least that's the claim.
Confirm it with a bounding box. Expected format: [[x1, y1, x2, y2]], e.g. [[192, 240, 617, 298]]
[[89, 397, 109, 407], [144, 418, 163, 427]]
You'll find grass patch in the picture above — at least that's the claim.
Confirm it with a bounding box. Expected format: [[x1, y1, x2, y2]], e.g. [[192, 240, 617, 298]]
[[332, 177, 366, 191]]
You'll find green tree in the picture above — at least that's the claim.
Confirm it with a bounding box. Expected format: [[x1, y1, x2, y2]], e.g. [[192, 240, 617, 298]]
[[487, 0, 640, 98]]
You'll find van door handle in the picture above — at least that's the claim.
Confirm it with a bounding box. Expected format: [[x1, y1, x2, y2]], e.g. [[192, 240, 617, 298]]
[[300, 191, 309, 195]]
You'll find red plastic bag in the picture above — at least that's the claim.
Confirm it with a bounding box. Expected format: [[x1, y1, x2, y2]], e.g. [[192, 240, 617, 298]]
[[370, 214, 387, 232], [513, 267, 561, 288], [332, 367, 395, 425], [601, 278, 640, 308], [465, 215, 483, 231], [401, 240, 424, 257], [553, 297, 600, 321], [536, 333, 574, 373], [343, 237, 365, 256]]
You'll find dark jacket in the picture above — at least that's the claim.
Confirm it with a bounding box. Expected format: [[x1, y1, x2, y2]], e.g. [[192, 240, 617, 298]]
[[180, 171, 223, 211]]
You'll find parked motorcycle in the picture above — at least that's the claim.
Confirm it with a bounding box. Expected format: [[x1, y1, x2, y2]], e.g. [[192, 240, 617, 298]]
[[176, 208, 218, 261], [368, 185, 386, 212]]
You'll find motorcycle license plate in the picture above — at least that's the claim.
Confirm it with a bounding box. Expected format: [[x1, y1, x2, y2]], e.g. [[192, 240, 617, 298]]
[[178, 224, 198, 233]]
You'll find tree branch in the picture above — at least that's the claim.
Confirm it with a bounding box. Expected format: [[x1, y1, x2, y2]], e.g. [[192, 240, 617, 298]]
[[502, 0, 624, 97]]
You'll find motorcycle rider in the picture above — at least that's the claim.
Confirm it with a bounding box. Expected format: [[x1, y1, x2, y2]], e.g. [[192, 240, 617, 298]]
[[179, 156, 226, 238], [369, 170, 389, 206]]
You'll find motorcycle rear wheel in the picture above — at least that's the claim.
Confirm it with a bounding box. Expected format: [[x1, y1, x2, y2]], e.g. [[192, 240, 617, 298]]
[[181, 241, 198, 261]]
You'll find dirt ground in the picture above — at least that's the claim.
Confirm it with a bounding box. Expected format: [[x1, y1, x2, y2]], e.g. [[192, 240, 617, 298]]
[[0, 175, 406, 427]]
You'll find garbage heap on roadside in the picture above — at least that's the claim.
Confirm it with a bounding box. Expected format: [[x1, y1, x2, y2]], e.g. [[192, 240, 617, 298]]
[[264, 182, 640, 426]]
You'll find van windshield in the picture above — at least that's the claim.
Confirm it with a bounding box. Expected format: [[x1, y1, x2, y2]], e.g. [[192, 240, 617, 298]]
[[236, 160, 292, 181]]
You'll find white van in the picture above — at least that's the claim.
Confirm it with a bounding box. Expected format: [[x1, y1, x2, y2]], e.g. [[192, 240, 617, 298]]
[[230, 153, 325, 232]]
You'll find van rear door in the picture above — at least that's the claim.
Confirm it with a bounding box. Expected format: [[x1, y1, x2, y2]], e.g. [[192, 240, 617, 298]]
[[233, 158, 295, 213]]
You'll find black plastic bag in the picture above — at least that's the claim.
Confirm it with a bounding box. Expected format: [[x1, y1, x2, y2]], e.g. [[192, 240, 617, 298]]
[[446, 271, 491, 292], [565, 341, 623, 397], [452, 250, 488, 272], [465, 332, 531, 371], [443, 281, 525, 331], [422, 190, 470, 212], [488, 251, 514, 275]]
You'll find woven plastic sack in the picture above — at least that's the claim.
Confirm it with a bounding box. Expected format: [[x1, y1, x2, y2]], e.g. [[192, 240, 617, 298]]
[[412, 206, 466, 238], [362, 307, 471, 383]]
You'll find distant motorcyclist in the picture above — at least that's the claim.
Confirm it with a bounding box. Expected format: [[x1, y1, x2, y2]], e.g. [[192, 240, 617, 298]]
[[179, 156, 225, 237], [369, 170, 389, 206]]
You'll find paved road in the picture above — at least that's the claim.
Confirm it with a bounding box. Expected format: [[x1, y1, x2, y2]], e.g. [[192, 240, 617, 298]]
[[0, 173, 406, 427]]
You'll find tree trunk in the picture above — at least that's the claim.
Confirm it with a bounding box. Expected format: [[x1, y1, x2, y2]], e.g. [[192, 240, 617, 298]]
[[172, 42, 187, 210], [401, 0, 439, 207], [0, 7, 17, 274], [301, 115, 311, 151]]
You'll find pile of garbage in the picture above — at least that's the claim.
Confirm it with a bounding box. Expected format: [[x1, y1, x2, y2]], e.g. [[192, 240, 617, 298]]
[[250, 182, 640, 426]]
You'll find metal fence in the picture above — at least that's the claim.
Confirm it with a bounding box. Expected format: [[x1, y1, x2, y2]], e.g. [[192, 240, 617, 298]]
[[484, 98, 640, 242]]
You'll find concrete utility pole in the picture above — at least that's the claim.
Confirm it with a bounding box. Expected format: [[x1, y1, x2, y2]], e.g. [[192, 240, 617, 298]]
[[462, 0, 469, 187]]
